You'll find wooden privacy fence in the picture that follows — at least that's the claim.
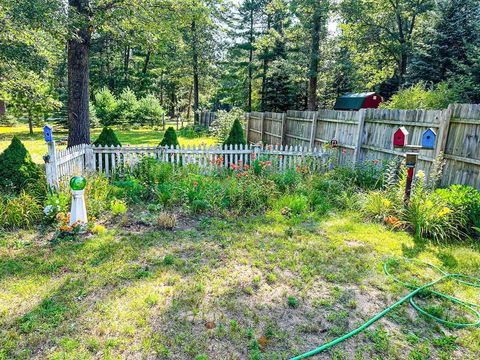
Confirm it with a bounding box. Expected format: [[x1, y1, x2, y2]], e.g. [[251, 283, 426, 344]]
[[196, 111, 216, 129], [45, 142, 329, 188], [246, 104, 480, 189]]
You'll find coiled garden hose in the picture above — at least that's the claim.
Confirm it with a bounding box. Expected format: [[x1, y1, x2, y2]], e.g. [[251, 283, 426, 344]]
[[290, 258, 480, 360]]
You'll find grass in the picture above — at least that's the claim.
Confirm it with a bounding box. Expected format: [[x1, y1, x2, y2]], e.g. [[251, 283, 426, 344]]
[[0, 211, 479, 359], [0, 124, 216, 163]]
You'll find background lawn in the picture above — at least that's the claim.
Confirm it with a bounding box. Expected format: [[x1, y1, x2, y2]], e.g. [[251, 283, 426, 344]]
[[0, 211, 479, 359], [0, 124, 216, 164]]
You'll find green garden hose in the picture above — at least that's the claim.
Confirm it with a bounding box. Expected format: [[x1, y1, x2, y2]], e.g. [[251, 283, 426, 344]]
[[290, 258, 480, 360]]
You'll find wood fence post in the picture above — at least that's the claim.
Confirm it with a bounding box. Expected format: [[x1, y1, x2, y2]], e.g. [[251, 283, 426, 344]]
[[85, 145, 95, 173], [309, 112, 318, 150], [245, 113, 250, 143], [45, 140, 58, 189], [353, 109, 366, 164], [436, 104, 453, 159], [280, 112, 287, 146], [260, 112, 265, 144]]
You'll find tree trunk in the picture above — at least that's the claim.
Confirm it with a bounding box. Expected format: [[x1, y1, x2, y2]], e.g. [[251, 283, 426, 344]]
[[307, 7, 322, 111], [192, 20, 200, 124], [67, 0, 91, 147], [124, 46, 130, 85], [247, 8, 254, 112], [187, 85, 193, 122], [142, 50, 151, 75], [28, 110, 33, 135], [261, 14, 271, 112]]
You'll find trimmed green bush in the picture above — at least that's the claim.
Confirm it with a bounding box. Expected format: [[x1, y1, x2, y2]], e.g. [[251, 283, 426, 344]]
[[0, 136, 41, 193], [93, 127, 122, 147], [160, 127, 179, 147], [224, 119, 246, 146]]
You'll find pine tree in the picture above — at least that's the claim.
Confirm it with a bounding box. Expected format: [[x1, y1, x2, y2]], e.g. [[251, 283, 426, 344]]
[[160, 127, 180, 147], [224, 119, 246, 145]]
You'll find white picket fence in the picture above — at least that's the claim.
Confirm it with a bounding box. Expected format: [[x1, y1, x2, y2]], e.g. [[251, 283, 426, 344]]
[[45, 142, 329, 188]]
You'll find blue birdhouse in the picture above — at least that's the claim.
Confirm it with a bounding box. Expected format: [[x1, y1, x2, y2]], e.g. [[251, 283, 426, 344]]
[[43, 125, 53, 143], [421, 128, 437, 149]]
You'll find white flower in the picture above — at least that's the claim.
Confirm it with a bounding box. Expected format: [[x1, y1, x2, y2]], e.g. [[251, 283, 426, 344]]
[[43, 205, 54, 215], [416, 170, 425, 179]]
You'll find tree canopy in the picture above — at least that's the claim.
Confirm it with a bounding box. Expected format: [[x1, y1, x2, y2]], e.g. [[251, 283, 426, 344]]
[[1, 0, 479, 138]]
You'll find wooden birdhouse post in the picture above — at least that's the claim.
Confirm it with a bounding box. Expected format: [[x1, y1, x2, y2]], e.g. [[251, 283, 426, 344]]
[[393, 127, 436, 204]]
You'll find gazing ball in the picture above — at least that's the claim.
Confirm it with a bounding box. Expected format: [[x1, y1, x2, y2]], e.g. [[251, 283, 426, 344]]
[[70, 176, 87, 191]]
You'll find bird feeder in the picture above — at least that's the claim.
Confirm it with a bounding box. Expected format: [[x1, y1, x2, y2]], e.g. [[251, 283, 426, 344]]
[[405, 153, 418, 168], [421, 128, 437, 149], [393, 127, 409, 148], [43, 125, 53, 143]]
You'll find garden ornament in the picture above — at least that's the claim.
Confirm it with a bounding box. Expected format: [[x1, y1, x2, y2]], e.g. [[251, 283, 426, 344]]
[[69, 176, 87, 226]]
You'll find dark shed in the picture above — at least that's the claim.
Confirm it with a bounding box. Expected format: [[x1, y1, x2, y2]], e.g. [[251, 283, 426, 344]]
[[333, 92, 382, 111]]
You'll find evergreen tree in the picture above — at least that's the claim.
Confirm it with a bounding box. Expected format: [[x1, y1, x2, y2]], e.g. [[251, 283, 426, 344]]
[[409, 0, 480, 101], [93, 127, 122, 147], [224, 119, 247, 146], [0, 136, 41, 193], [160, 127, 180, 147]]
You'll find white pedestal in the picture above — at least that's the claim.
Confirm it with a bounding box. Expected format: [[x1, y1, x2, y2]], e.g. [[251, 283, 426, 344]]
[[70, 189, 87, 225]]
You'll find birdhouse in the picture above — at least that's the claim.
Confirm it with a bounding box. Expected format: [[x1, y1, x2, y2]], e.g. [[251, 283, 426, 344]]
[[421, 128, 437, 149], [393, 127, 409, 148], [330, 139, 338, 148], [43, 125, 53, 143], [405, 153, 418, 168]]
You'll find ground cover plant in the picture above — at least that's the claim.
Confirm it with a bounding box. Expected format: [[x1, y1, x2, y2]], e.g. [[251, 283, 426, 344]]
[[0, 148, 480, 359]]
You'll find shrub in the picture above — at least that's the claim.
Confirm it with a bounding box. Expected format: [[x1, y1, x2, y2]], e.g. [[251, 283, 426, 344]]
[[94, 87, 118, 126], [0, 136, 41, 194], [137, 94, 165, 127], [434, 185, 480, 235], [178, 125, 207, 139], [93, 127, 122, 147], [0, 192, 42, 229], [157, 211, 177, 229], [110, 199, 128, 216], [210, 108, 244, 143], [117, 88, 138, 127], [271, 170, 300, 192], [224, 118, 246, 146], [381, 82, 461, 110], [134, 158, 173, 186], [160, 127, 179, 147]]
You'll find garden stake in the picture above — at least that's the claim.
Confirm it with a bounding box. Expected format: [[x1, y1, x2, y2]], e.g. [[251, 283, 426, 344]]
[[290, 258, 480, 360]]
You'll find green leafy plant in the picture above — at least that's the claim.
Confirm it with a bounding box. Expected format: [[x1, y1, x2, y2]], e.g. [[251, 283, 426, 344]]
[[209, 108, 244, 143], [275, 194, 308, 215], [0, 136, 41, 194], [160, 127, 180, 147], [287, 296, 299, 308], [110, 199, 128, 216], [94, 87, 118, 126]]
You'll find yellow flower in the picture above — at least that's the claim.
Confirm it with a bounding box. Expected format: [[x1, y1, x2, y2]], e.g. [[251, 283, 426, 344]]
[[425, 200, 433, 209], [438, 207, 452, 217], [382, 199, 392, 208], [416, 170, 425, 180]]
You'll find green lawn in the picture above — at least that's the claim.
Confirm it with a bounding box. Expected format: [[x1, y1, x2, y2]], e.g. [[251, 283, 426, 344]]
[[1, 211, 479, 359], [0, 124, 216, 163]]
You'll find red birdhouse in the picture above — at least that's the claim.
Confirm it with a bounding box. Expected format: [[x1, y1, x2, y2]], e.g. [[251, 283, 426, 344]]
[[393, 127, 409, 148]]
